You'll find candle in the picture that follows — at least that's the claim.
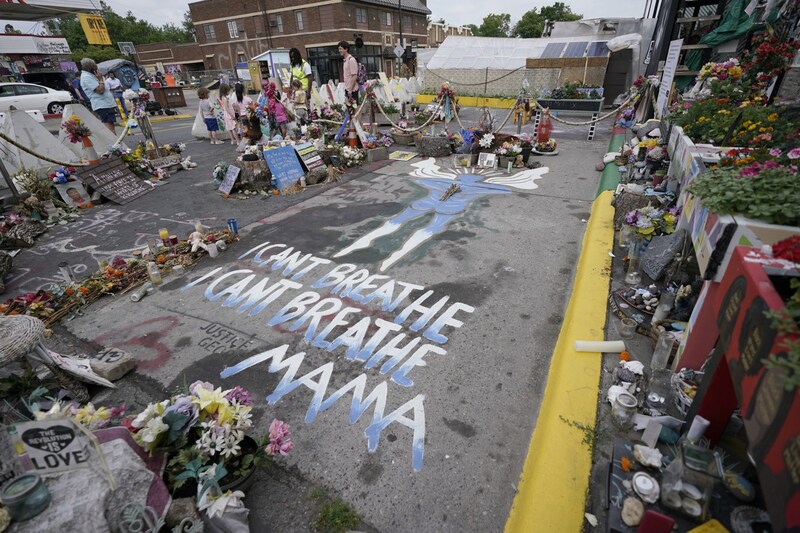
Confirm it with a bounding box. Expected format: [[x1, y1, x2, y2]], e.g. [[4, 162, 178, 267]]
[[159, 228, 169, 246], [169, 235, 179, 246]]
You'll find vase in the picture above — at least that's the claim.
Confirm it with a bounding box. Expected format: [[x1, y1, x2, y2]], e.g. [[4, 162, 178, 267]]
[[498, 156, 515, 169], [520, 147, 532, 163]]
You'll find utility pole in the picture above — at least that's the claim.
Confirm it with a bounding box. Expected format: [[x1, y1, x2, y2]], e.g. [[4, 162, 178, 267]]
[[398, 0, 403, 75]]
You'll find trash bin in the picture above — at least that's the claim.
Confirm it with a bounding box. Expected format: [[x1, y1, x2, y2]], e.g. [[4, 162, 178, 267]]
[[151, 86, 186, 109]]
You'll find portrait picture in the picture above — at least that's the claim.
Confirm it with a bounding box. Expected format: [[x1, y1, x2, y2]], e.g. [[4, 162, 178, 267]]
[[477, 152, 497, 169], [55, 182, 92, 207]]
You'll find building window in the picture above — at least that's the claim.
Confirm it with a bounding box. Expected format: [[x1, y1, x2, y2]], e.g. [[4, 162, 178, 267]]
[[227, 20, 239, 39], [295, 11, 304, 31], [237, 52, 246, 64], [203, 24, 216, 41], [403, 15, 412, 29], [276, 15, 283, 33], [382, 12, 391, 26], [356, 8, 367, 23]]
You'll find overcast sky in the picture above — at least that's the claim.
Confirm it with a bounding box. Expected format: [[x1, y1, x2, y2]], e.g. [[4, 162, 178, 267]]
[[7, 0, 646, 34]]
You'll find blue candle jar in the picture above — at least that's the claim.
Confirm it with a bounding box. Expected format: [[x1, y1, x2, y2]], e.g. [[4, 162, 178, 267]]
[[1, 474, 51, 522]]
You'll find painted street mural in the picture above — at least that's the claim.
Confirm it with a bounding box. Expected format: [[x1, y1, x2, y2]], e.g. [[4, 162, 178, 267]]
[[336, 158, 548, 270], [178, 160, 550, 471]]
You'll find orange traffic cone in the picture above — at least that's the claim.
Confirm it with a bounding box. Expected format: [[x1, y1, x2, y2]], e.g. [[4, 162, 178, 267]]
[[348, 122, 358, 148], [81, 137, 100, 164]]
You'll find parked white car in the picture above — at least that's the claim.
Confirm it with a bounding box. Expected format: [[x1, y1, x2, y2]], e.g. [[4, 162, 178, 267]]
[[0, 82, 73, 115]]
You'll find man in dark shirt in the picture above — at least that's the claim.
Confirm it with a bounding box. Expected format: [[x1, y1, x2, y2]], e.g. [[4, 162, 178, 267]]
[[72, 65, 89, 103]]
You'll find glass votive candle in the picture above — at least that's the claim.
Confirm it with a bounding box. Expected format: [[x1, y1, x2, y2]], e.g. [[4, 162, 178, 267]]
[[612, 392, 638, 429], [1, 473, 51, 521], [619, 317, 637, 339]]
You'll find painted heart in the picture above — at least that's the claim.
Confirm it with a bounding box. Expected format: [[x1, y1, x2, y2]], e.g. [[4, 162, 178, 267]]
[[21, 425, 75, 453]]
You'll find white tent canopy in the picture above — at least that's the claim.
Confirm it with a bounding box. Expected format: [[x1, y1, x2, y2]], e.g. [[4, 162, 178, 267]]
[[426, 35, 610, 70]]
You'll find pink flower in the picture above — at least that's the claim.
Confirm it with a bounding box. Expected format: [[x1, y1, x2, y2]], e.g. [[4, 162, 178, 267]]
[[769, 148, 782, 157], [787, 148, 800, 159], [266, 418, 294, 456]]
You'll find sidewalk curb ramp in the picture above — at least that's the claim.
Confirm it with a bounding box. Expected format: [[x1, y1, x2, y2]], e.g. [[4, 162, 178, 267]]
[[505, 190, 615, 532]]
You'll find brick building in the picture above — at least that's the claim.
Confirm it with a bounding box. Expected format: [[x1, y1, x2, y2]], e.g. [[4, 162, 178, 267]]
[[427, 22, 473, 47], [188, 0, 430, 82], [133, 42, 204, 80]]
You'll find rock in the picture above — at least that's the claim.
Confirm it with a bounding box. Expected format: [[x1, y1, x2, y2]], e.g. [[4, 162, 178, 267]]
[[621, 497, 644, 526], [417, 136, 451, 157], [165, 497, 201, 528], [645, 306, 652, 311], [647, 128, 662, 138], [633, 444, 663, 468], [90, 347, 136, 381], [306, 166, 328, 185], [618, 368, 637, 382]]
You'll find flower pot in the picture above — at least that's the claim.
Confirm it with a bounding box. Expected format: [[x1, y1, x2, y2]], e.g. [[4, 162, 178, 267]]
[[366, 147, 388, 162], [498, 156, 515, 168], [392, 132, 415, 146], [520, 147, 532, 164]]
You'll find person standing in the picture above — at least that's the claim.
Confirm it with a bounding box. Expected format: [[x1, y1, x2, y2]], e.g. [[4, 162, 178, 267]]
[[291, 79, 308, 125], [71, 65, 89, 104], [233, 82, 253, 132], [105, 71, 125, 119], [289, 47, 313, 99], [79, 58, 116, 133], [198, 87, 223, 145], [217, 83, 240, 145], [338, 41, 358, 102]]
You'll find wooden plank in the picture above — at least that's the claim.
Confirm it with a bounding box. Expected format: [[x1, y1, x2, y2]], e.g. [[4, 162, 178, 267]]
[[79, 156, 154, 205]]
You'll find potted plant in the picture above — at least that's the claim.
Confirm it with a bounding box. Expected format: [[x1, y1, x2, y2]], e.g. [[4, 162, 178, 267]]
[[380, 103, 400, 126], [363, 133, 394, 162], [518, 133, 534, 163], [391, 119, 415, 146]]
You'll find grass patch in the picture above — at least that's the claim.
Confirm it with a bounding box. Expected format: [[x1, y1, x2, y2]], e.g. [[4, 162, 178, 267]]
[[314, 500, 360, 533]]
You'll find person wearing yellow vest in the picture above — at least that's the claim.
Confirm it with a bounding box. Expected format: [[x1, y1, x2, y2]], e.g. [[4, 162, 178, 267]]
[[289, 48, 313, 99]]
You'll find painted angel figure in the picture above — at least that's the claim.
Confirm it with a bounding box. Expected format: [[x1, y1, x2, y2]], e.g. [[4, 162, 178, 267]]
[[335, 157, 548, 271]]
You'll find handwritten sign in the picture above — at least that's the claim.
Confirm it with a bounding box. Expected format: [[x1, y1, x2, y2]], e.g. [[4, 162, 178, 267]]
[[293, 142, 324, 171], [79, 156, 153, 204], [16, 419, 91, 475], [263, 146, 305, 189], [218, 164, 241, 195], [657, 39, 683, 118]]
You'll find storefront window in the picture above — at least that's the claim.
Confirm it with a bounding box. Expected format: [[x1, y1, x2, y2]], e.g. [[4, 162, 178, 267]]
[[307, 45, 383, 85]]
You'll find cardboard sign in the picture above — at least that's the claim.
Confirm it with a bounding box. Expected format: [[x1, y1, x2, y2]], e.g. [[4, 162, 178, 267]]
[[218, 164, 241, 195], [80, 156, 153, 204], [389, 151, 416, 161], [656, 39, 683, 118], [294, 142, 324, 171], [477, 153, 496, 169], [263, 146, 305, 189], [16, 419, 91, 474]]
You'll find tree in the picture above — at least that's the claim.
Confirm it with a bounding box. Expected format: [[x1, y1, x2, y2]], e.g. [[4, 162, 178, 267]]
[[466, 24, 479, 35], [476, 13, 511, 37], [47, 0, 193, 62], [182, 10, 196, 41], [512, 2, 582, 38]]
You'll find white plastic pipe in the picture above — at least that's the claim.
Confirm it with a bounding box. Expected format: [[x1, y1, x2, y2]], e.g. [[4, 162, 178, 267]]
[[574, 340, 627, 353]]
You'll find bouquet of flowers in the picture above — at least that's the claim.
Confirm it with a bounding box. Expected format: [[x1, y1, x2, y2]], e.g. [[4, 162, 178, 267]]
[[48, 167, 75, 184], [534, 139, 557, 152], [137, 88, 151, 103], [437, 82, 456, 100], [624, 205, 679, 236], [212, 161, 230, 185], [125, 381, 294, 494], [307, 122, 322, 139], [698, 59, 743, 82], [161, 143, 186, 155], [518, 133, 533, 148], [61, 115, 91, 144], [336, 145, 366, 167], [363, 133, 394, 149], [495, 142, 521, 157]]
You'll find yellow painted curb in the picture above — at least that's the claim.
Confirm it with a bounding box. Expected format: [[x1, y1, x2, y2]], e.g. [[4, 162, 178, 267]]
[[415, 95, 517, 108], [149, 114, 193, 123], [505, 190, 615, 532]]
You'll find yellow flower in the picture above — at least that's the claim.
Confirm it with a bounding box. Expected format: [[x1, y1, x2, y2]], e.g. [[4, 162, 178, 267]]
[[663, 213, 676, 225], [768, 113, 778, 121], [748, 124, 756, 130], [215, 404, 235, 425], [717, 109, 730, 115], [743, 120, 751, 127], [193, 387, 229, 415]]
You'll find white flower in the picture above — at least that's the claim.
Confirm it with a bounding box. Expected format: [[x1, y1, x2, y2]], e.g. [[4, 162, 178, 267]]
[[132, 400, 168, 428], [199, 490, 246, 518], [122, 89, 137, 101], [479, 133, 494, 148], [139, 417, 168, 444], [34, 403, 63, 420]]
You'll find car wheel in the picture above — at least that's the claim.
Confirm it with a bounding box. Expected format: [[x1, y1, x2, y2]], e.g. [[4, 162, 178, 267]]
[[158, 110, 164, 115], [48, 102, 65, 115]]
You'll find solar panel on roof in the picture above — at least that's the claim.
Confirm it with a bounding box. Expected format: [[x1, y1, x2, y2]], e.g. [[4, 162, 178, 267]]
[[587, 42, 609, 57], [564, 42, 589, 58], [541, 42, 566, 58]]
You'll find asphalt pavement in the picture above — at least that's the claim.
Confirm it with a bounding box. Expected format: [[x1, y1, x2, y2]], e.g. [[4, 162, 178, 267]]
[[10, 106, 616, 531]]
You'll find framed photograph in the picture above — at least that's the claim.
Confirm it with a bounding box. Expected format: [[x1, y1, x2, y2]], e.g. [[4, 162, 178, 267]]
[[477, 152, 496, 169], [55, 181, 91, 207]]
